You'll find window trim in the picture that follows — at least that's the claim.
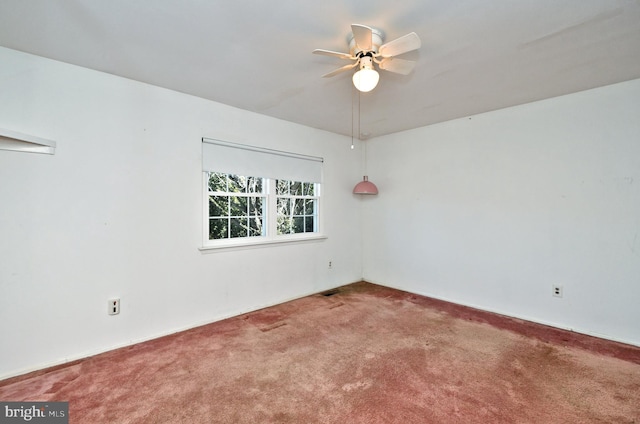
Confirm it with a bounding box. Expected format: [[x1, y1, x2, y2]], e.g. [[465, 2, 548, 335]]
[[198, 233, 328, 252], [201, 173, 325, 251]]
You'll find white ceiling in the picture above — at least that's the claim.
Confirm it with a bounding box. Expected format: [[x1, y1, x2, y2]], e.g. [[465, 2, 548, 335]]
[[1, 0, 639, 139]]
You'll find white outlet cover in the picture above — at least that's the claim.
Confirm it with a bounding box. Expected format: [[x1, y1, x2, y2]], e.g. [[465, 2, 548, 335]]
[[552, 285, 563, 298], [108, 298, 120, 315]]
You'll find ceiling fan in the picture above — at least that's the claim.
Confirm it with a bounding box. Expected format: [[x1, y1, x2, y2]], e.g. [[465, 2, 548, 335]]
[[313, 24, 421, 92]]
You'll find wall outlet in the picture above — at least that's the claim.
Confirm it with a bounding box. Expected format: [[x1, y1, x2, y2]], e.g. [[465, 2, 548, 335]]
[[328, 260, 333, 269], [552, 285, 563, 298], [108, 298, 120, 315]]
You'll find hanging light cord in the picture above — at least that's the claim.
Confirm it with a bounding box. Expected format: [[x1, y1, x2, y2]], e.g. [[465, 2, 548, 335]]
[[359, 89, 366, 175], [351, 85, 354, 149], [358, 89, 361, 143]]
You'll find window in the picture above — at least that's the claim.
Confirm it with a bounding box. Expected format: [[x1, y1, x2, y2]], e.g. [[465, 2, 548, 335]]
[[204, 174, 320, 245], [207, 173, 266, 240], [276, 180, 318, 235], [201, 138, 323, 249]]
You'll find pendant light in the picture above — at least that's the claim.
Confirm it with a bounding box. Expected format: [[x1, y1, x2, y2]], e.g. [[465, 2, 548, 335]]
[[352, 88, 378, 195], [353, 175, 378, 195]]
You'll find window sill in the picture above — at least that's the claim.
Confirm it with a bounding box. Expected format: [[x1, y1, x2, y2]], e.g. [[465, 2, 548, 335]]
[[199, 234, 327, 253]]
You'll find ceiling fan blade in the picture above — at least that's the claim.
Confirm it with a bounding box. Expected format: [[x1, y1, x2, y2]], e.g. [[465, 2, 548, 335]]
[[351, 24, 373, 51], [322, 61, 359, 78], [378, 32, 421, 57], [378, 57, 417, 75], [313, 49, 354, 60]]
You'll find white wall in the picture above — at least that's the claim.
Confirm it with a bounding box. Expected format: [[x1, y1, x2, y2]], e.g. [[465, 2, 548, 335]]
[[363, 78, 640, 346], [0, 47, 363, 378], [2, 44, 638, 380]]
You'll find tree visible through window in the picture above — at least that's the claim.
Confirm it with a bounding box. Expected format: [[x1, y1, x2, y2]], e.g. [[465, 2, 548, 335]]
[[276, 180, 317, 235], [207, 172, 265, 239], [205, 172, 320, 244]]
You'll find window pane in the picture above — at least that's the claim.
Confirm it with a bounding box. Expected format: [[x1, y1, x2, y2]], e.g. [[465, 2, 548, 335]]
[[230, 196, 247, 217], [249, 216, 263, 237], [276, 179, 289, 195], [209, 218, 228, 240], [290, 181, 303, 195], [228, 174, 246, 193], [247, 177, 263, 193], [249, 197, 263, 216], [208, 172, 227, 192], [293, 198, 305, 215], [293, 217, 304, 233], [210, 196, 229, 217], [305, 216, 315, 233], [277, 216, 291, 235], [305, 199, 315, 215], [230, 217, 246, 238], [248, 198, 264, 237], [303, 183, 315, 196], [277, 198, 291, 215]]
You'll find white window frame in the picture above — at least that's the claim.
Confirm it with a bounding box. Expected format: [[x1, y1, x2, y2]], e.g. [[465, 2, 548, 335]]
[[200, 138, 325, 251], [206, 173, 267, 240], [275, 180, 319, 236], [201, 174, 325, 251]]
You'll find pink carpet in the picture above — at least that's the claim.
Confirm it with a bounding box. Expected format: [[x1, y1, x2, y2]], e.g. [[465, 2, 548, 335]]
[[1, 282, 639, 423]]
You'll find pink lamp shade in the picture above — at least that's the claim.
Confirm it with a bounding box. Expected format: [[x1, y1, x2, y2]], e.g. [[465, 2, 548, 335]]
[[353, 175, 378, 195]]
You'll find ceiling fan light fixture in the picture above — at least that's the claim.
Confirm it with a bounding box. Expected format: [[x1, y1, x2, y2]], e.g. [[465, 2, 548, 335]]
[[314, 24, 421, 94], [352, 56, 379, 92]]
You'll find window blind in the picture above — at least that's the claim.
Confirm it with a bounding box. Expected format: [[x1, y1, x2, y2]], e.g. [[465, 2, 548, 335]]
[[202, 138, 323, 183]]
